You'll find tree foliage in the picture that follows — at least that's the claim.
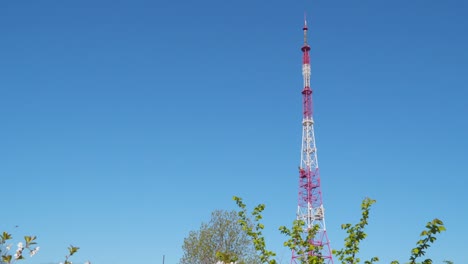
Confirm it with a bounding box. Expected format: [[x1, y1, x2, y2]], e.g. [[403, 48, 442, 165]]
[[62, 245, 80, 264], [234, 196, 325, 264], [0, 230, 87, 264], [390, 218, 446, 264], [234, 197, 276, 264], [333, 197, 379, 264], [279, 221, 322, 264], [180, 210, 260, 264], [0, 232, 38, 264], [232, 196, 448, 264]]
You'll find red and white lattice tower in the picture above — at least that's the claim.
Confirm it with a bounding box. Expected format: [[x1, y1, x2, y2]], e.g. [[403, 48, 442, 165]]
[[292, 18, 333, 264]]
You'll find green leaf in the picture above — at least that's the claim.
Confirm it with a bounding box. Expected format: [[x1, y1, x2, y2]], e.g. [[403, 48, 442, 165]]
[[2, 255, 12, 263], [68, 245, 79, 256]]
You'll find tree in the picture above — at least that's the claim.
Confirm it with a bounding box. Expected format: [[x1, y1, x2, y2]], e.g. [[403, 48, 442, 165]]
[[180, 210, 260, 264], [234, 196, 324, 264], [0, 232, 39, 264], [0, 230, 86, 264], [232, 196, 447, 264]]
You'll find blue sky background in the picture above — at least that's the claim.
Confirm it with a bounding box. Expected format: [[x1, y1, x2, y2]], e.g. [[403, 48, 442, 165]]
[[1, 1, 467, 263]]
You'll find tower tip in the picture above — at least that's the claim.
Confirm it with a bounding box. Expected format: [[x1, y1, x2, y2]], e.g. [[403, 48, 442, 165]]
[[302, 13, 309, 47], [303, 12, 308, 30]]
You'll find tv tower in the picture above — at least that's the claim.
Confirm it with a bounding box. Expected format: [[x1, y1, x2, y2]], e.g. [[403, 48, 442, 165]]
[[292, 18, 333, 264]]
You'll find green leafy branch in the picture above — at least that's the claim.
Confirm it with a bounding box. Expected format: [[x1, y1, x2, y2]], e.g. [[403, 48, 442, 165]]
[[0, 230, 87, 264], [232, 196, 448, 264], [333, 197, 379, 264], [233, 196, 277, 264], [62, 245, 80, 264], [390, 218, 446, 264], [279, 221, 323, 264], [1, 232, 39, 264]]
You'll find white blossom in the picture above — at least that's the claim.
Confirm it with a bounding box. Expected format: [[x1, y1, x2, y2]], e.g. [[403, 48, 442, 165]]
[[15, 242, 24, 259], [30, 246, 40, 256]]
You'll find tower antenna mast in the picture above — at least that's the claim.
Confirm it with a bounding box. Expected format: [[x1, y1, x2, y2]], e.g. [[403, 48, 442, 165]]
[[292, 17, 333, 264]]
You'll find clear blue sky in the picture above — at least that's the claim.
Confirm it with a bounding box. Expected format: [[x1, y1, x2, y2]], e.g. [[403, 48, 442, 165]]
[[1, 1, 467, 263]]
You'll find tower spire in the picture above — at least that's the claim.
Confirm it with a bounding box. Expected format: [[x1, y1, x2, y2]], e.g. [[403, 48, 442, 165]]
[[303, 16, 308, 46], [291, 17, 334, 264]]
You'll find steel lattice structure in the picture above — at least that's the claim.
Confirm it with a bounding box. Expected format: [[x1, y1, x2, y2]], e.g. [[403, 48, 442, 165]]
[[291, 19, 333, 264]]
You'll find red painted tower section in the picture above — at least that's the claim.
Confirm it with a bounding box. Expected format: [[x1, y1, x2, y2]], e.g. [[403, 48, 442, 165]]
[[291, 19, 333, 264]]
